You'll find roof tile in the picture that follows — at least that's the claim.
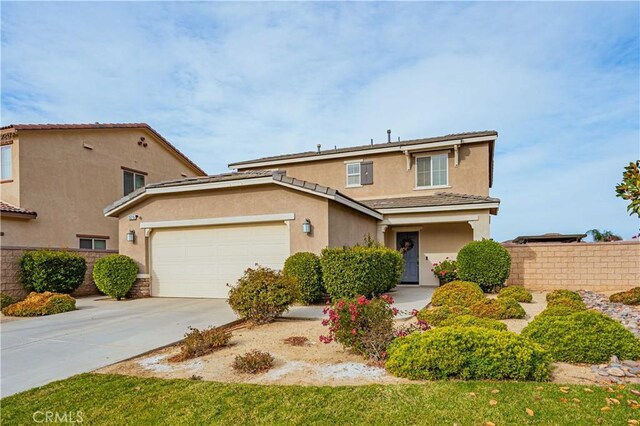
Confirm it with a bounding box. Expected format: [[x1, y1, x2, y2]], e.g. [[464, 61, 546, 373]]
[[0, 201, 37, 216], [359, 193, 500, 210]]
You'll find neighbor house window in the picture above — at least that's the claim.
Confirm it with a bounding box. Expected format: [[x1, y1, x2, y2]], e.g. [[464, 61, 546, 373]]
[[123, 170, 145, 196], [79, 238, 107, 250], [346, 162, 361, 186], [416, 154, 448, 188], [1, 145, 12, 180]]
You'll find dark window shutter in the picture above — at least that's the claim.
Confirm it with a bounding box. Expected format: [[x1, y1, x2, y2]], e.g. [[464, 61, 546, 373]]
[[361, 161, 373, 185]]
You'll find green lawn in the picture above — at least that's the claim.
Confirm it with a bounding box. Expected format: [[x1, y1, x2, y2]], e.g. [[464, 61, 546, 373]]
[[2, 374, 639, 425]]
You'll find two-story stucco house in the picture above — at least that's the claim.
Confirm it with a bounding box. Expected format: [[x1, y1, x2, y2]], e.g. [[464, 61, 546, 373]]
[[104, 130, 500, 298], [0, 123, 205, 252]]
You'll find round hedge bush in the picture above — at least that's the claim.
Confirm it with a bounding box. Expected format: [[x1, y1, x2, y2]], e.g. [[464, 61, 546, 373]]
[[283, 252, 323, 305], [0, 292, 16, 310], [610, 287, 640, 306], [547, 296, 586, 311], [416, 305, 470, 326], [439, 314, 508, 331], [93, 255, 138, 300], [536, 305, 584, 319], [20, 250, 86, 294], [521, 310, 640, 363], [469, 297, 526, 319], [546, 290, 582, 303], [2, 292, 76, 317], [497, 286, 532, 303], [228, 265, 298, 324], [457, 239, 511, 292], [431, 281, 485, 308], [386, 326, 551, 381]]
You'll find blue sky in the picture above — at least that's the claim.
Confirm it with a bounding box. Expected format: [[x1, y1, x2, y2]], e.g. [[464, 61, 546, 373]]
[[2, 2, 639, 242]]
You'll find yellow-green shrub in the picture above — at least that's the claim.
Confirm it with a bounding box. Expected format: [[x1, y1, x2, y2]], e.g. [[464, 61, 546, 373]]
[[456, 239, 511, 292], [439, 314, 508, 331], [610, 287, 640, 305], [536, 305, 585, 319], [497, 286, 532, 303], [416, 305, 470, 326], [0, 292, 16, 309], [2, 292, 75, 316], [547, 296, 586, 311], [469, 297, 526, 319], [283, 252, 323, 304], [93, 254, 138, 300], [546, 290, 582, 303], [431, 281, 485, 308], [20, 250, 86, 294]]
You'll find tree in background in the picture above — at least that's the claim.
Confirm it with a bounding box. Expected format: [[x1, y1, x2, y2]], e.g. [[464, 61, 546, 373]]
[[616, 160, 640, 218], [586, 229, 622, 242]]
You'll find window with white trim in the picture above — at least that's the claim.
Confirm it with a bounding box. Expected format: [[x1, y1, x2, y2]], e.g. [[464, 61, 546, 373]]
[[416, 154, 448, 188], [346, 162, 361, 186], [1, 145, 12, 180], [79, 238, 107, 250], [123, 170, 145, 196]]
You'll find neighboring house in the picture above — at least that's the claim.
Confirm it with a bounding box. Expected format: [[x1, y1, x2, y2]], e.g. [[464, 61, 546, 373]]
[[0, 123, 205, 251], [508, 233, 587, 244], [104, 130, 500, 298]]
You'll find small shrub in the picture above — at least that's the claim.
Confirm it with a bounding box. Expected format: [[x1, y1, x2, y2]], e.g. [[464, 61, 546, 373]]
[[227, 266, 298, 324], [232, 350, 274, 374], [522, 310, 640, 363], [432, 259, 458, 285], [283, 252, 323, 305], [431, 281, 485, 308], [457, 239, 511, 292], [498, 286, 532, 303], [416, 305, 470, 326], [546, 290, 582, 303], [93, 255, 138, 300], [547, 296, 586, 311], [386, 327, 551, 381], [2, 292, 75, 316], [20, 250, 86, 294], [0, 292, 16, 309], [283, 336, 309, 346], [470, 298, 526, 319], [536, 306, 584, 319], [320, 245, 403, 299], [320, 295, 396, 361], [173, 326, 232, 361], [610, 287, 640, 305], [439, 314, 508, 331]]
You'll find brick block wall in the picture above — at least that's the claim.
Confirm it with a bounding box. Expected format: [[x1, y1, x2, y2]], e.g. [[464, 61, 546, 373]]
[[127, 277, 150, 298], [0, 247, 118, 300], [504, 241, 640, 292]]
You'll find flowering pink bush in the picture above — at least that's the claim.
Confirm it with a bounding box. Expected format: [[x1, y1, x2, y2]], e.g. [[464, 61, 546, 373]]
[[320, 295, 429, 361], [431, 258, 458, 285]]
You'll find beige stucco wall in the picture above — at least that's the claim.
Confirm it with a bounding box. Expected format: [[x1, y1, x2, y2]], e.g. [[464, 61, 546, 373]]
[[241, 142, 490, 199], [116, 184, 335, 272], [327, 202, 379, 248], [505, 241, 640, 292], [0, 128, 203, 249], [0, 132, 21, 206]]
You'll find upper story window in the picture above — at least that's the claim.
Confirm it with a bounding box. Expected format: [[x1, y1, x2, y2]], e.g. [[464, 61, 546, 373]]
[[346, 162, 361, 186], [1, 145, 12, 180], [416, 154, 448, 188], [123, 169, 146, 196], [345, 161, 373, 187]]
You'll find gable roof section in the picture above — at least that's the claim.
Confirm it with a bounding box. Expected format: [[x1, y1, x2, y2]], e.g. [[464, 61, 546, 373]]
[[1, 123, 206, 175], [104, 170, 382, 220], [360, 193, 500, 214], [0, 201, 37, 218], [229, 130, 497, 168]]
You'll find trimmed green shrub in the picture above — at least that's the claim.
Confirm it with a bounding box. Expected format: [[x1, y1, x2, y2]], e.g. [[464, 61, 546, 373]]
[[610, 287, 640, 305], [0, 292, 16, 309], [20, 250, 86, 294], [498, 286, 532, 303], [417, 305, 470, 326], [320, 245, 403, 299], [547, 296, 586, 311], [172, 326, 232, 361], [439, 314, 508, 331], [2, 292, 75, 316], [283, 252, 323, 304], [386, 327, 551, 381], [522, 310, 640, 363], [457, 239, 511, 292], [536, 305, 584, 319], [469, 297, 526, 319], [93, 255, 138, 300], [228, 266, 298, 324], [430, 281, 485, 308], [546, 290, 582, 303]]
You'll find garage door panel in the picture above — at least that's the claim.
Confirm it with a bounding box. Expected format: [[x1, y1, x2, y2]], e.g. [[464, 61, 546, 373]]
[[150, 223, 289, 298]]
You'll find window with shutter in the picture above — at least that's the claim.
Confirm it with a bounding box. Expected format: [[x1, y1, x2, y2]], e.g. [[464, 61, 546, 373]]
[[361, 161, 373, 185]]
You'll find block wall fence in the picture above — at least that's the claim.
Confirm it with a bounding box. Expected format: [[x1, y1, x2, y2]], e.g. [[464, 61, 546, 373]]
[[504, 241, 640, 292]]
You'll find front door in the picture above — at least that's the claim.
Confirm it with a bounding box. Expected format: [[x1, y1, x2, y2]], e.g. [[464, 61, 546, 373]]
[[397, 231, 419, 284]]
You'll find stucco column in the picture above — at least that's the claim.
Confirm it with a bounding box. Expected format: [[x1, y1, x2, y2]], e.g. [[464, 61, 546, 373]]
[[469, 214, 490, 241], [377, 224, 388, 243]]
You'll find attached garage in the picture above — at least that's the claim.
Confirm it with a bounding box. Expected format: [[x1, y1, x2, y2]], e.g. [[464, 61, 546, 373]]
[[149, 222, 290, 298]]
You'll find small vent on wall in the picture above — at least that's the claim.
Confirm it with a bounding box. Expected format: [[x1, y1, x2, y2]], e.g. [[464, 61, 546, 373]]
[[83, 143, 94, 150]]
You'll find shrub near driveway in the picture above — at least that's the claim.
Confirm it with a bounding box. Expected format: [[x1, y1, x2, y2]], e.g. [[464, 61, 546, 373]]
[[469, 298, 526, 320], [497, 286, 532, 303], [93, 254, 138, 300], [457, 239, 511, 292], [20, 250, 86, 294], [172, 326, 232, 362], [0, 292, 16, 309], [2, 292, 75, 317], [283, 252, 323, 304], [430, 281, 485, 308]]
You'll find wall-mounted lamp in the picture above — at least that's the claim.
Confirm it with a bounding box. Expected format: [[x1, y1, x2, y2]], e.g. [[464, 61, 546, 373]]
[[302, 219, 311, 234], [126, 230, 136, 242]]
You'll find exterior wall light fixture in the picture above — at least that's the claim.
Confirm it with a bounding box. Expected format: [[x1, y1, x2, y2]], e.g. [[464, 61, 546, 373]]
[[127, 230, 136, 242], [302, 219, 311, 234]]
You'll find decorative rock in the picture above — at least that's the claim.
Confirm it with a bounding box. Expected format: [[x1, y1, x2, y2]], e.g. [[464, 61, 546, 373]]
[[608, 367, 626, 377], [630, 367, 640, 375], [623, 360, 640, 368], [598, 370, 610, 376], [611, 355, 620, 364], [579, 291, 640, 337]]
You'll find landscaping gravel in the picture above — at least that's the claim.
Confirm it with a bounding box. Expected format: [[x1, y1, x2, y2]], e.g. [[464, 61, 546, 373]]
[[578, 290, 640, 337]]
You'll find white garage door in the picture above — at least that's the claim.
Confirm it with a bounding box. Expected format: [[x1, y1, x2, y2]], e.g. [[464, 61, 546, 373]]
[[150, 223, 290, 298]]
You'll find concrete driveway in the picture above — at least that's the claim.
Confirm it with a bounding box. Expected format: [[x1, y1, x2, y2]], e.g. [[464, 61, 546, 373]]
[[0, 297, 236, 397]]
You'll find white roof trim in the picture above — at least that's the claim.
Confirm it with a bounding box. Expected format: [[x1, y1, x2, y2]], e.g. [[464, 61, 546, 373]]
[[140, 213, 295, 229], [231, 135, 496, 169], [377, 202, 500, 214]]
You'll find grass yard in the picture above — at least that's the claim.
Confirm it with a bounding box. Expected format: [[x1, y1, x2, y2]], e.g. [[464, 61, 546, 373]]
[[2, 374, 640, 425]]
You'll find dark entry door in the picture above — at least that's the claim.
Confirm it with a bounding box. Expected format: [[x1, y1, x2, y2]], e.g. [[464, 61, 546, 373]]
[[397, 232, 419, 284]]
